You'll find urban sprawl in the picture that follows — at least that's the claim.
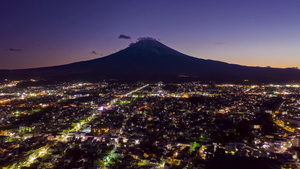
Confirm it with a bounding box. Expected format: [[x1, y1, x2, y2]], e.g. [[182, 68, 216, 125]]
[[1, 80, 300, 169]]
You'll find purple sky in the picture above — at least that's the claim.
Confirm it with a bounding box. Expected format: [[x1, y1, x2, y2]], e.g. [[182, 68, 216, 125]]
[[1, 0, 300, 69]]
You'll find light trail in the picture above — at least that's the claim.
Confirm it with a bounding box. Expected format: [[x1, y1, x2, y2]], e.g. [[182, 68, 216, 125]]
[[105, 84, 149, 109], [6, 84, 149, 169]]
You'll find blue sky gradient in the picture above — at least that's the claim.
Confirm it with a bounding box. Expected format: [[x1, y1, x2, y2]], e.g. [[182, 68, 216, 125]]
[[1, 0, 300, 69]]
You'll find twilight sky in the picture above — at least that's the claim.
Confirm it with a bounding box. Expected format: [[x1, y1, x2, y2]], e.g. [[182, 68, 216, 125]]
[[1, 0, 300, 69]]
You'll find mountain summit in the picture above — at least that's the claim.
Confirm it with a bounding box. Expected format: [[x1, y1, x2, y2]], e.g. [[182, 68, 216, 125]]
[[1, 37, 300, 83], [127, 37, 180, 55]]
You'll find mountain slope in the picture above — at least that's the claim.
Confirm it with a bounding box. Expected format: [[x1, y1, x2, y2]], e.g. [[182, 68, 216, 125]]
[[1, 38, 300, 83]]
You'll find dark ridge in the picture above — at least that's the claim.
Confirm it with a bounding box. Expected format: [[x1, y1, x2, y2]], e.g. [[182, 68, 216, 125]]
[[1, 37, 300, 83]]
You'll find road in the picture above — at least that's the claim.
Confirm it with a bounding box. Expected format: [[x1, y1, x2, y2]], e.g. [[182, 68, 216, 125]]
[[5, 84, 149, 169]]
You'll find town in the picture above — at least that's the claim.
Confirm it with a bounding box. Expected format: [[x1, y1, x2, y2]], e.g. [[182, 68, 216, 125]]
[[1, 80, 300, 169]]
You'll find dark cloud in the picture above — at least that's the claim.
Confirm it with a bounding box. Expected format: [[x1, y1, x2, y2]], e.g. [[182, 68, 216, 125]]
[[118, 34, 131, 40], [90, 51, 97, 55], [214, 42, 226, 45], [5, 48, 24, 52]]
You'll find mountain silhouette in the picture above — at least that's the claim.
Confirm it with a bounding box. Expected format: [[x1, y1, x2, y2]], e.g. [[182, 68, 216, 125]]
[[1, 37, 300, 83]]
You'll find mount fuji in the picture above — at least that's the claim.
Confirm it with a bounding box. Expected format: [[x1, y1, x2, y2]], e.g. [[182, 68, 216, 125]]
[[1, 37, 300, 83]]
